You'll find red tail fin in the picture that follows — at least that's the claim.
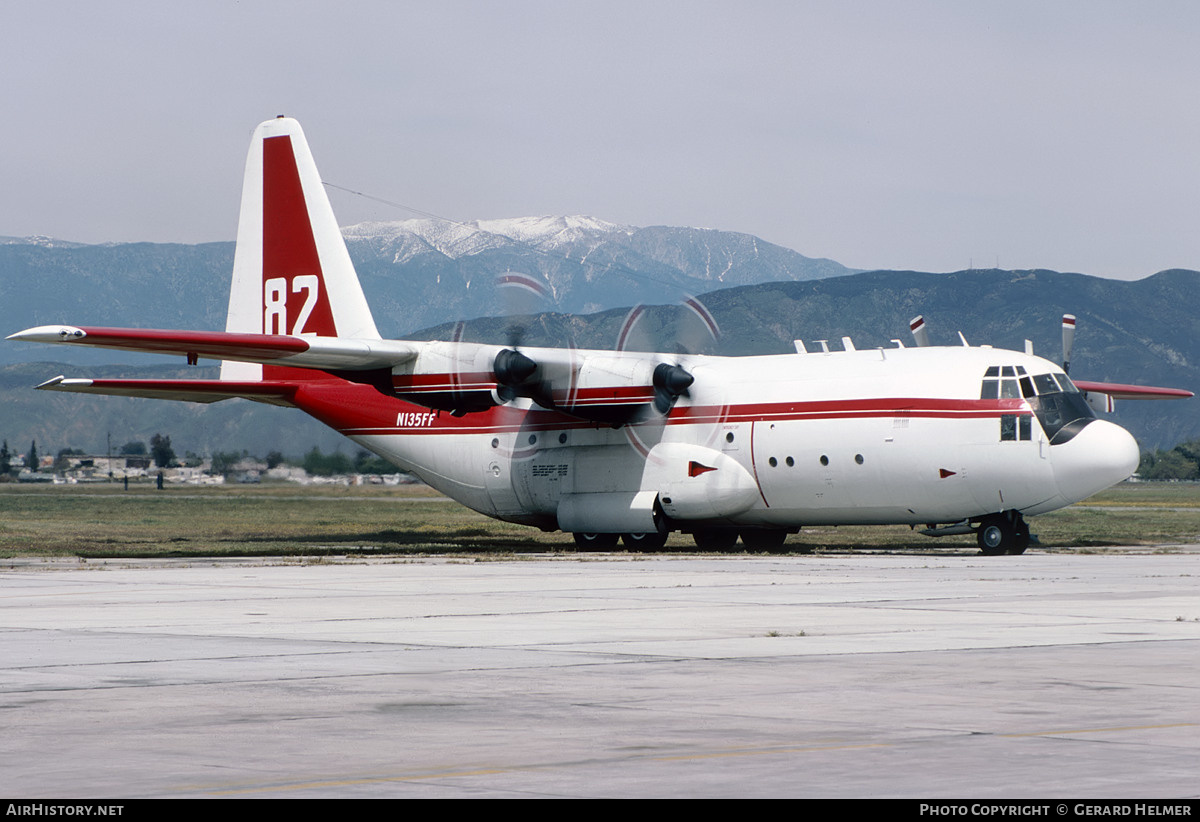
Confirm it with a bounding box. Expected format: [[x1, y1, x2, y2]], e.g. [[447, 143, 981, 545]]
[[223, 117, 380, 383]]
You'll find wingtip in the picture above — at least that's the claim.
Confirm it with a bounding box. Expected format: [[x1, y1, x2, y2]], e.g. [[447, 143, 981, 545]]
[[7, 325, 87, 343], [35, 376, 95, 391]]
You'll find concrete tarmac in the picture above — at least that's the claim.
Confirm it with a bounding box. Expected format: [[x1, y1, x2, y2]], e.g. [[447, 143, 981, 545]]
[[2, 550, 1198, 798]]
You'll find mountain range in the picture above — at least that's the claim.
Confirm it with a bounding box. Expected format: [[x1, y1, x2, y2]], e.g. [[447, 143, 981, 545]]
[[2, 217, 853, 366], [2, 220, 1197, 457]]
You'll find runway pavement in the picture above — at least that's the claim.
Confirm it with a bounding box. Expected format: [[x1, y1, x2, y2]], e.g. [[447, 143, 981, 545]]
[[2, 550, 1198, 798]]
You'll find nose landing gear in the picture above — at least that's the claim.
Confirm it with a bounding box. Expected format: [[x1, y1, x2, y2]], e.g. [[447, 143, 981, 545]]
[[976, 511, 1030, 555]]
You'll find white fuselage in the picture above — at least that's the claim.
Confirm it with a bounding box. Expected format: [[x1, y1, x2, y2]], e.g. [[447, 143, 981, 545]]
[[330, 342, 1139, 533]]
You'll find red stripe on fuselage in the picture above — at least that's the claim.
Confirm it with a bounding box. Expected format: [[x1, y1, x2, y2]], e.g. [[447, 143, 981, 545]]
[[287, 379, 1031, 438]]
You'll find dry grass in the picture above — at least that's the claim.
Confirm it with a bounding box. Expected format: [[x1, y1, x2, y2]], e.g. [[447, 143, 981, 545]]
[[0, 480, 1196, 558]]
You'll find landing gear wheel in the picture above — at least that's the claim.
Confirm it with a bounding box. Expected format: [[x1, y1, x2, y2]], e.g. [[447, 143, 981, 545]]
[[573, 532, 620, 551], [692, 529, 739, 551], [976, 512, 1030, 556], [622, 531, 669, 551], [977, 521, 1007, 555], [740, 530, 789, 552]]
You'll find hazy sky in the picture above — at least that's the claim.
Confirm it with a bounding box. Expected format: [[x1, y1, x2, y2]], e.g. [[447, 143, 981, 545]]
[[4, 1, 1199, 279]]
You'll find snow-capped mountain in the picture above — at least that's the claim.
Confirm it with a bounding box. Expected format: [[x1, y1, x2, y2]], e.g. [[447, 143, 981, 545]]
[[342, 215, 633, 265], [342, 215, 857, 330]]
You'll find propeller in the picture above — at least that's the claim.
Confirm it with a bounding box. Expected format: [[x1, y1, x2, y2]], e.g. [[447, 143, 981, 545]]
[[615, 295, 722, 455], [1061, 314, 1075, 374], [615, 296, 717, 418], [488, 271, 578, 410], [438, 268, 720, 431], [909, 315, 930, 347], [646, 296, 717, 415], [495, 271, 550, 350]]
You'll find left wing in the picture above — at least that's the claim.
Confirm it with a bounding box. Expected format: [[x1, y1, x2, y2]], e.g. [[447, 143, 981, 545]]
[[6, 325, 418, 371]]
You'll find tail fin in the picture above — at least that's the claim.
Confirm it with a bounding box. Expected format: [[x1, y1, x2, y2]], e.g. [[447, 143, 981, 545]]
[[223, 117, 380, 381]]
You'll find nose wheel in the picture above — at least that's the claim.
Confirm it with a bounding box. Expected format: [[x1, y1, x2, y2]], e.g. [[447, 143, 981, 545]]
[[976, 512, 1030, 555]]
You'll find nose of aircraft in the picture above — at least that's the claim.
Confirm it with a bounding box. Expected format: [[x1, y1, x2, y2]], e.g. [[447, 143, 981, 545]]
[[1051, 419, 1140, 504]]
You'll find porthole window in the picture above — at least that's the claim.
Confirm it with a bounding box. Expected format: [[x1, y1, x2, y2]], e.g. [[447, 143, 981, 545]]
[[768, 457, 778, 467], [491, 438, 499, 449], [855, 454, 864, 465], [785, 456, 794, 467], [819, 455, 829, 466], [558, 433, 568, 444], [528, 434, 537, 445], [725, 432, 735, 443]]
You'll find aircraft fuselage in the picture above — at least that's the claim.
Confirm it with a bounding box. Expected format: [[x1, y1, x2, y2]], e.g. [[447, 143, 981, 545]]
[[297, 341, 1139, 535]]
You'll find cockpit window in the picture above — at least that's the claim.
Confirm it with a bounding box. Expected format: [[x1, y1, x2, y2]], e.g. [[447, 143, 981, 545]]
[[981, 367, 1096, 444], [1033, 373, 1059, 395], [974, 369, 1022, 400], [1053, 373, 1079, 393]]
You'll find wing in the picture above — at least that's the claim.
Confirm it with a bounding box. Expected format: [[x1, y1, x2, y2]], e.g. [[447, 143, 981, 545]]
[[1072, 380, 1194, 400], [33, 375, 301, 406], [1070, 379, 1193, 414], [7, 325, 417, 371]]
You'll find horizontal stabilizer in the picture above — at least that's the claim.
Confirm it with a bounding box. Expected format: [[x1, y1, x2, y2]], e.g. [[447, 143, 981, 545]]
[[34, 376, 302, 407], [1073, 380, 1194, 400], [8, 326, 417, 371]]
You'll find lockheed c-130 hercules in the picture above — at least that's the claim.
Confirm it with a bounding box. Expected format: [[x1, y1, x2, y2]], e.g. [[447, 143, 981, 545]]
[[8, 117, 1192, 554]]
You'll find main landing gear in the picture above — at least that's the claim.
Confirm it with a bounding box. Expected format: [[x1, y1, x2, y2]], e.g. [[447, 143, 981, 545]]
[[571, 529, 788, 552], [976, 511, 1030, 556], [571, 531, 669, 551]]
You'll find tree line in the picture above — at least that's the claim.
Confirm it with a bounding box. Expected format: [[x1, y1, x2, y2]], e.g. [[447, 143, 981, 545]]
[[1137, 439, 1200, 480], [0, 435, 395, 480], [6, 432, 1200, 481]]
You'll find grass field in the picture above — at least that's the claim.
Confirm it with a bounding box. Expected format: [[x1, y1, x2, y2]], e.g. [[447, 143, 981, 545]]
[[1, 480, 1198, 558]]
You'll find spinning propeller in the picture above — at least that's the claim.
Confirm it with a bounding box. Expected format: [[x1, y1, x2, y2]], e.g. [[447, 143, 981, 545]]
[[615, 296, 723, 455], [489, 272, 560, 406]]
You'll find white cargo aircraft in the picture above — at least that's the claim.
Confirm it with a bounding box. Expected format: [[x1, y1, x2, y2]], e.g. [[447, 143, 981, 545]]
[[9, 118, 1192, 554]]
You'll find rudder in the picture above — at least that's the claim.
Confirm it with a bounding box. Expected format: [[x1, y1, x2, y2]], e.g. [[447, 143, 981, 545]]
[[222, 117, 380, 381]]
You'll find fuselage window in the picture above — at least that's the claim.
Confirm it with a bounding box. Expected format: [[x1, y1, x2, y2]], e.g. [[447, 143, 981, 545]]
[[999, 414, 1033, 442]]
